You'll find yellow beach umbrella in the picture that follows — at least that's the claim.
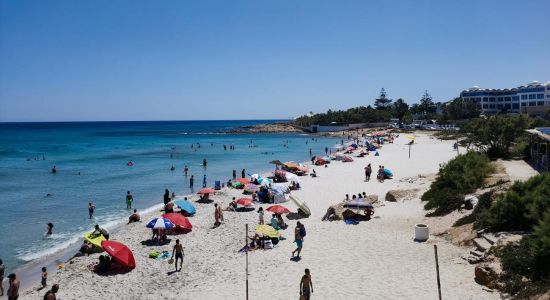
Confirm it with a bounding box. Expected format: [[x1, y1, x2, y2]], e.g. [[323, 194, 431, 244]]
[[255, 225, 280, 238], [407, 135, 415, 140]]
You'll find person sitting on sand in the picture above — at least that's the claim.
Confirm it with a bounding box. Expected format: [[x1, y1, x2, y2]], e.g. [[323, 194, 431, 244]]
[[310, 169, 317, 177], [96, 255, 112, 273], [357, 193, 363, 199], [364, 206, 375, 220], [345, 194, 349, 200], [276, 213, 288, 229], [322, 207, 337, 221], [79, 241, 93, 255], [352, 195, 356, 200], [128, 209, 140, 224], [164, 202, 174, 213], [377, 166, 385, 182], [92, 225, 109, 240], [227, 179, 232, 187], [252, 192, 257, 202], [151, 228, 159, 241], [225, 197, 237, 211], [362, 192, 367, 198], [270, 214, 281, 230]]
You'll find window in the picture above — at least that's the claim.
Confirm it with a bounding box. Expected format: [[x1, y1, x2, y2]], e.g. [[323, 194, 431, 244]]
[[483, 97, 488, 102], [489, 104, 495, 109], [537, 94, 545, 99], [513, 96, 519, 101], [497, 97, 503, 102], [489, 97, 496, 102], [512, 103, 519, 109], [497, 104, 503, 109], [538, 101, 545, 106], [482, 104, 488, 109], [504, 104, 511, 109], [505, 97, 511, 101], [521, 102, 527, 107], [521, 95, 528, 100], [529, 101, 536, 106], [529, 94, 536, 99]]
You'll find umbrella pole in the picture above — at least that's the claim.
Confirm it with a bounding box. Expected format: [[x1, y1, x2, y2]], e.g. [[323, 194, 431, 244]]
[[246, 223, 249, 300]]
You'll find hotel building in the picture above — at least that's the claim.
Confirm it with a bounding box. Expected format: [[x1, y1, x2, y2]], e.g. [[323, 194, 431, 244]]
[[460, 81, 550, 115]]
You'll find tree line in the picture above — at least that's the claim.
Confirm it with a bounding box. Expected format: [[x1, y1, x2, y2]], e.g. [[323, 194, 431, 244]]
[[294, 88, 481, 126]]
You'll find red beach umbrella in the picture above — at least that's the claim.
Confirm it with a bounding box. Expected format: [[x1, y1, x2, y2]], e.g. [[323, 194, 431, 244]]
[[197, 187, 215, 195], [237, 178, 250, 184], [101, 240, 136, 269], [266, 205, 290, 214], [236, 198, 254, 207], [163, 213, 193, 231]]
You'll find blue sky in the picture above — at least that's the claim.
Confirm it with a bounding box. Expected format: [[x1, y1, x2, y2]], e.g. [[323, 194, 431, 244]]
[[1, 0, 549, 122]]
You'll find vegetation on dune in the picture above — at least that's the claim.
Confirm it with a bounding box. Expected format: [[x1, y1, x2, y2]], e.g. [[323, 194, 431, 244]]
[[421, 151, 493, 216]]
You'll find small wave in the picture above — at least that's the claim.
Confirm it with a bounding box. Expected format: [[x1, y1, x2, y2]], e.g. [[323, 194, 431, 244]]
[[16, 235, 80, 262]]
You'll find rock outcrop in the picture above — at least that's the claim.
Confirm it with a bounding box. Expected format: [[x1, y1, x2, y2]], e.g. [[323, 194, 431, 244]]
[[385, 189, 420, 202]]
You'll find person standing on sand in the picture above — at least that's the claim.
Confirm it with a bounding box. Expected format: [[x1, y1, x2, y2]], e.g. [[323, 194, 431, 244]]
[[257, 207, 264, 225], [241, 169, 246, 179], [43, 284, 59, 300], [41, 267, 47, 288], [364, 163, 372, 181], [190, 175, 194, 188], [0, 259, 4, 296], [214, 203, 221, 227], [300, 269, 313, 300], [7, 273, 19, 300], [171, 239, 184, 272], [88, 202, 95, 219]]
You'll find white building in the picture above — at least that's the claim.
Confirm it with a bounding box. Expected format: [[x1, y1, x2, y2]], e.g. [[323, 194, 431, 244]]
[[460, 81, 550, 115]]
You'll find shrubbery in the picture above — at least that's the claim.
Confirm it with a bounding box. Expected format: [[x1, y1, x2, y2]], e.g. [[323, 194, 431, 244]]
[[453, 191, 493, 227], [477, 173, 550, 231], [421, 151, 493, 216]]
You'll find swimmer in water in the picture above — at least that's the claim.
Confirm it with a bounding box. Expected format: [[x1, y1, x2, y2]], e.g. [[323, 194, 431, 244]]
[[51, 166, 57, 174], [46, 223, 53, 235], [170, 165, 175, 171]]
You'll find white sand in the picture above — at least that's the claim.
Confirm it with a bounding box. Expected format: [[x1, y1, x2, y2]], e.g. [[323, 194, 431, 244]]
[[21, 133, 500, 300]]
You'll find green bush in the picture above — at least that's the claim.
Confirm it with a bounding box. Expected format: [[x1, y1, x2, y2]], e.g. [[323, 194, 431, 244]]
[[422, 151, 493, 216], [477, 173, 550, 231]]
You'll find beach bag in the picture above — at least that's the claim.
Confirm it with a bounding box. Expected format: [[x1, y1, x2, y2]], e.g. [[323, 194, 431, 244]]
[[299, 227, 306, 238], [149, 250, 160, 258], [263, 240, 273, 249]]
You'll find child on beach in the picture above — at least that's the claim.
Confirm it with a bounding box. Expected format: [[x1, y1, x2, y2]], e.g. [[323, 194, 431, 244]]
[[257, 207, 264, 225], [300, 269, 313, 300], [41, 267, 47, 288], [171, 239, 184, 272]]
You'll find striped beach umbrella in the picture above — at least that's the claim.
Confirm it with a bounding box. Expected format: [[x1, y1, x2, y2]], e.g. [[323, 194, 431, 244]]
[[146, 217, 174, 229]]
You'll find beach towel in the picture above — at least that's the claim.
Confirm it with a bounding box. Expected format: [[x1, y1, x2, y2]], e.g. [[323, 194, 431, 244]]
[[344, 219, 359, 225], [149, 250, 160, 258]]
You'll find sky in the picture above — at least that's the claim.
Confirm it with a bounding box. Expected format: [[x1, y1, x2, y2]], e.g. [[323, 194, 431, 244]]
[[1, 0, 549, 122]]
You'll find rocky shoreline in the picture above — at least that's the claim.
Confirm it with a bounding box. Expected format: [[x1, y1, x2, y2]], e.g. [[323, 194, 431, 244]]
[[228, 122, 305, 133]]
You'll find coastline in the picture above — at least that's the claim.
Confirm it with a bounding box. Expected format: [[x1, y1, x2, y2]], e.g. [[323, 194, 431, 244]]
[[20, 133, 499, 299]]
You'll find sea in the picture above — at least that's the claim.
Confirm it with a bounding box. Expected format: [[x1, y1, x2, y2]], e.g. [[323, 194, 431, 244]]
[[0, 120, 339, 275]]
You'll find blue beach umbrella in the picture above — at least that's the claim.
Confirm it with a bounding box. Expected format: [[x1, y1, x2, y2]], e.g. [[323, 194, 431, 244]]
[[146, 217, 174, 229], [174, 200, 196, 215]]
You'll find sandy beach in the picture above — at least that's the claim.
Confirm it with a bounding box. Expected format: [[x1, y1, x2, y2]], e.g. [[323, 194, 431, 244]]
[[20, 133, 500, 300]]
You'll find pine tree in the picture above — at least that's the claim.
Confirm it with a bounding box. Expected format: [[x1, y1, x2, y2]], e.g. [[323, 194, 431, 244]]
[[374, 88, 392, 110]]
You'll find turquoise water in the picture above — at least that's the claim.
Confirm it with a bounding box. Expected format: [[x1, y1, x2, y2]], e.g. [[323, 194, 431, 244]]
[[0, 120, 338, 271]]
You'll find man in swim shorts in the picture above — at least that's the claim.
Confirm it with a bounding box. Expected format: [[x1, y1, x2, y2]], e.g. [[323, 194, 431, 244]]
[[300, 268, 313, 300]]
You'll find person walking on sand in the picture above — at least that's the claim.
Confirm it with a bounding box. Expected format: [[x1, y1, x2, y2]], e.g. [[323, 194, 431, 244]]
[[163, 189, 170, 205], [88, 202, 95, 219], [214, 203, 221, 227], [171, 239, 184, 272], [43, 284, 59, 300], [189, 175, 194, 188], [7, 273, 19, 300], [292, 224, 303, 258], [300, 269, 313, 300], [364, 163, 372, 181], [0, 259, 4, 296], [126, 191, 133, 209]]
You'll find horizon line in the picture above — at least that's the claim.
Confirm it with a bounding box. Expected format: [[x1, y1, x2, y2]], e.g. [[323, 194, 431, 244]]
[[0, 118, 293, 124]]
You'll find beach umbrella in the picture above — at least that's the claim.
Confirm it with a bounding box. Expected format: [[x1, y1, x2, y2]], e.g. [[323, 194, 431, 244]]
[[266, 205, 290, 214], [284, 161, 299, 169], [407, 135, 415, 140], [269, 160, 283, 165], [174, 200, 196, 215], [101, 240, 136, 269], [244, 184, 259, 193], [162, 213, 192, 231], [237, 178, 250, 185], [236, 198, 254, 207], [197, 187, 215, 195], [384, 169, 394, 177], [232, 182, 244, 188], [255, 225, 280, 238], [285, 172, 301, 184], [146, 217, 174, 229]]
